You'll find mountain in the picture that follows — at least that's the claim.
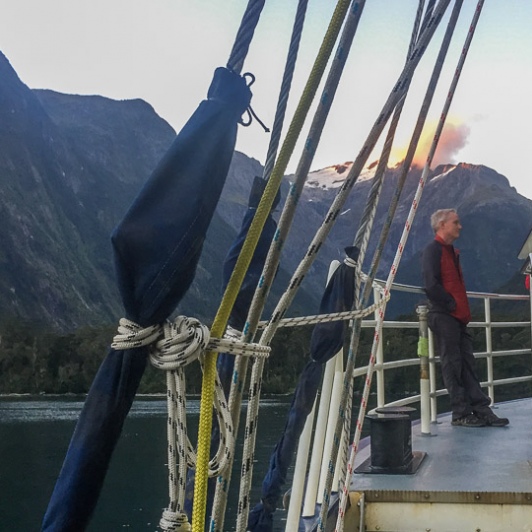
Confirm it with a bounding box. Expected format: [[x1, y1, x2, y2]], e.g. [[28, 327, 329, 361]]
[[292, 162, 532, 317], [0, 50, 530, 332], [0, 51, 315, 331], [303, 161, 532, 289]]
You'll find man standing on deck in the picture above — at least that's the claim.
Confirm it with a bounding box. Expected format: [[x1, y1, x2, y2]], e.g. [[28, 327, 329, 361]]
[[422, 209, 509, 428]]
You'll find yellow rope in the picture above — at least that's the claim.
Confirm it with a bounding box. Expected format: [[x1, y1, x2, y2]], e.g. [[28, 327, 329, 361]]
[[191, 1, 352, 529]]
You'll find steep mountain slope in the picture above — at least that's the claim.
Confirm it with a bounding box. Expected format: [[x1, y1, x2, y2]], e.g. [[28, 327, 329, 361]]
[[1, 49, 530, 331], [290, 162, 532, 292], [0, 53, 125, 328], [0, 51, 316, 330]]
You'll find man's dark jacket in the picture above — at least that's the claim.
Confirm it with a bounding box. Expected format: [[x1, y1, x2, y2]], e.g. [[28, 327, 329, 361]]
[[422, 234, 471, 324]]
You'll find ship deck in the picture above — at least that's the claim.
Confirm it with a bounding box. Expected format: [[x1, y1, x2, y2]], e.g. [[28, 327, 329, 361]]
[[345, 398, 532, 531]]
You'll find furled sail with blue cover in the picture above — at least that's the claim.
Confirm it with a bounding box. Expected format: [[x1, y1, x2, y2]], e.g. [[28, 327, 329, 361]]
[[223, 176, 281, 332], [217, 175, 280, 390], [42, 66, 252, 532], [247, 246, 359, 532]]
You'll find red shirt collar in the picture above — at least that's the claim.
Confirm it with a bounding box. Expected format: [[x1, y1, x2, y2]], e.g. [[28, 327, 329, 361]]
[[435, 234, 459, 254]]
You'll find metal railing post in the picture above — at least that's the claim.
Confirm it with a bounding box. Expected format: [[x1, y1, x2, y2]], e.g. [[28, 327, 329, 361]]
[[428, 327, 438, 422], [416, 305, 431, 435], [484, 296, 494, 402], [528, 257, 532, 365], [374, 285, 385, 408]]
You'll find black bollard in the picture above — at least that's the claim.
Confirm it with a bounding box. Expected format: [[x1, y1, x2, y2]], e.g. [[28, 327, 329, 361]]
[[355, 407, 426, 475]]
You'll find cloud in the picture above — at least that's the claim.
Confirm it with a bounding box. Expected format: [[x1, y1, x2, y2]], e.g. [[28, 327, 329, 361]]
[[429, 122, 471, 167], [388, 120, 471, 169]]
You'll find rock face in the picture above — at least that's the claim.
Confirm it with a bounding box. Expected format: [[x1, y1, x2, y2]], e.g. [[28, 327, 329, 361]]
[[0, 51, 179, 330], [0, 50, 530, 331], [0, 51, 313, 331]]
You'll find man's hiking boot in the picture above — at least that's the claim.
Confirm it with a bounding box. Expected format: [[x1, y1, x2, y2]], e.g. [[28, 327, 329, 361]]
[[451, 413, 486, 427], [476, 411, 509, 427]]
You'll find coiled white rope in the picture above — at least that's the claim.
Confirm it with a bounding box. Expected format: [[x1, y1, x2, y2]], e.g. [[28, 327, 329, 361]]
[[159, 509, 192, 532], [112, 316, 270, 531]]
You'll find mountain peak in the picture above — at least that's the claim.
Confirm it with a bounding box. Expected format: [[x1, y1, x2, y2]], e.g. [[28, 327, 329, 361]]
[[430, 162, 511, 193]]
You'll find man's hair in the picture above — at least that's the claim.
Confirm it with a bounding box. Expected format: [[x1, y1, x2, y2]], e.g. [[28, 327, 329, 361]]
[[430, 208, 457, 232]]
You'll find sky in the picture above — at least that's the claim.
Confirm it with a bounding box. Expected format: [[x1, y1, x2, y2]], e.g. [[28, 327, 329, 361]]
[[1, 0, 532, 199]]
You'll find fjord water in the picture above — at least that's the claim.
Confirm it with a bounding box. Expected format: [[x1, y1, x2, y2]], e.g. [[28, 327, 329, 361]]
[[0, 396, 292, 531]]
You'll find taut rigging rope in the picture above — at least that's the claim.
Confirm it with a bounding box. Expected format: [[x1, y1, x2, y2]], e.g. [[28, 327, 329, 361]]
[[333, 2, 485, 530], [210, 1, 310, 530], [194, 1, 353, 530]]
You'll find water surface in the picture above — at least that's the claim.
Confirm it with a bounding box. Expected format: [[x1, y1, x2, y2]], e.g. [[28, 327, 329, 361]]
[[0, 396, 292, 531]]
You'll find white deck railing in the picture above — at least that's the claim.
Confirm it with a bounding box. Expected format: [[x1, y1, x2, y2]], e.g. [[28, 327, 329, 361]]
[[364, 282, 532, 427], [286, 280, 531, 530]]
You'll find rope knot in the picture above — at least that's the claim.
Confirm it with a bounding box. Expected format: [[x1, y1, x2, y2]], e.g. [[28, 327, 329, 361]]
[[112, 316, 271, 366], [159, 510, 191, 531], [343, 256, 358, 268], [111, 318, 161, 350], [112, 316, 210, 370], [150, 316, 211, 370]]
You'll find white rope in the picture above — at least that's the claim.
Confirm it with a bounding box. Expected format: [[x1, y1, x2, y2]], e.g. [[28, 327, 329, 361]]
[[111, 316, 270, 530], [255, 271, 389, 329], [159, 509, 192, 532], [112, 316, 270, 361]]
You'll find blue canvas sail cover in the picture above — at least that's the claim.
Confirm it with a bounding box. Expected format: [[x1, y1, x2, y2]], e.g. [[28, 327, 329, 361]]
[[247, 246, 359, 532], [308, 245, 359, 364], [218, 175, 280, 393], [223, 175, 280, 332], [42, 66, 252, 532]]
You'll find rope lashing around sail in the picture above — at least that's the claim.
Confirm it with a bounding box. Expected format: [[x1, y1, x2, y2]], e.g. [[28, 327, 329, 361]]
[[112, 317, 269, 478], [112, 316, 271, 362], [112, 317, 271, 532]]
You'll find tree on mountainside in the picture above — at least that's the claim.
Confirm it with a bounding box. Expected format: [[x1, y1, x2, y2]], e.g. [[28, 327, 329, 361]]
[[0, 312, 529, 398]]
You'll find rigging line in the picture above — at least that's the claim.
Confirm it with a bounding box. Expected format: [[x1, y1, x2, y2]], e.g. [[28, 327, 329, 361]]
[[262, 0, 310, 182], [336, 2, 485, 526], [410, 0, 426, 50], [227, 0, 266, 74], [235, 3, 367, 530], [216, 0, 352, 354], [335, 2, 486, 530], [354, 0, 426, 268], [365, 0, 463, 312], [190, 4, 268, 529], [336, 7, 426, 525], [348, 6, 425, 465], [419, 0, 437, 37], [334, 0, 466, 527], [210, 2, 310, 530], [307, 1, 454, 528], [239, 0, 445, 528], [258, 0, 450, 355], [193, 2, 353, 530], [245, 0, 367, 347], [317, 4, 425, 511], [240, 13, 451, 519]]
